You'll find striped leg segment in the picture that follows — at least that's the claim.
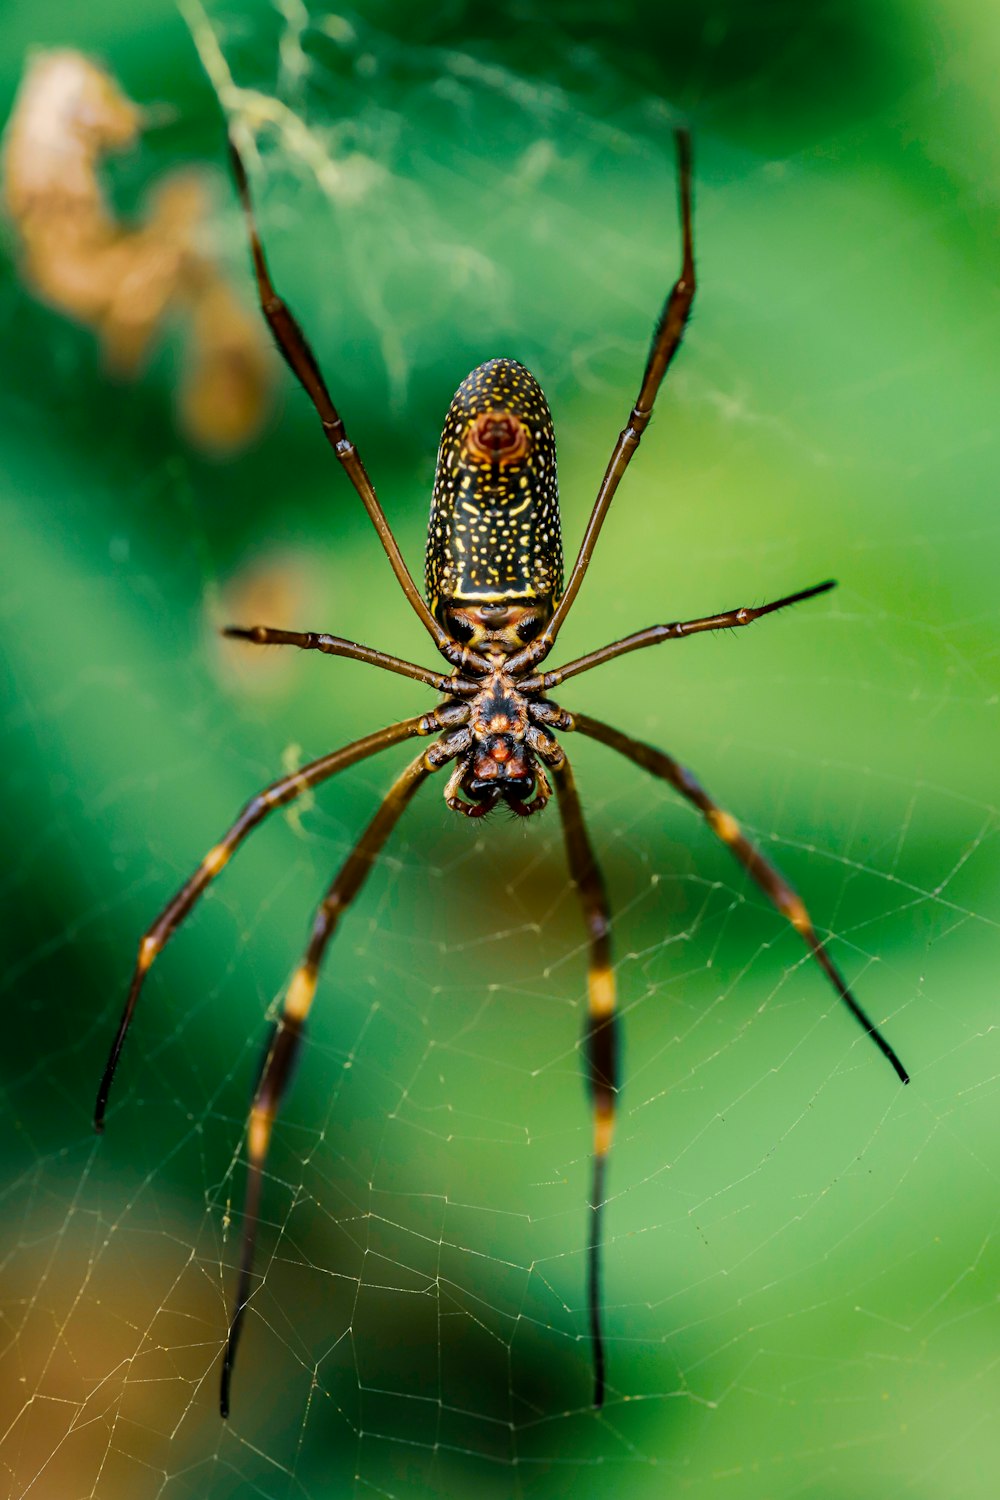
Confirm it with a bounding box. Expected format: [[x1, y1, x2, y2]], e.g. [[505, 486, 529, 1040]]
[[94, 714, 442, 1132], [572, 713, 909, 1085], [553, 752, 619, 1407], [220, 748, 437, 1417]]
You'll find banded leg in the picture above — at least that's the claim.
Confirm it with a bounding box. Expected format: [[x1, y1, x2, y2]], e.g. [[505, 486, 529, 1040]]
[[571, 713, 908, 1084], [94, 713, 446, 1131], [223, 623, 477, 695], [220, 747, 437, 1417], [552, 751, 619, 1407], [228, 139, 488, 672], [521, 580, 835, 694], [509, 129, 695, 674]]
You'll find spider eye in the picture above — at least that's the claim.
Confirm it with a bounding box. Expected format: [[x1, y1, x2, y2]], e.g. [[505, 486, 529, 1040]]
[[516, 614, 543, 643]]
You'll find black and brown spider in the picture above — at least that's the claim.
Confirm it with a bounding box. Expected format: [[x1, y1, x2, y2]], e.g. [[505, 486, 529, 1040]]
[[94, 129, 909, 1418]]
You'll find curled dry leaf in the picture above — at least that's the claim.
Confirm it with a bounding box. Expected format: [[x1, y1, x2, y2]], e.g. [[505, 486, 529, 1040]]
[[2, 49, 272, 454]]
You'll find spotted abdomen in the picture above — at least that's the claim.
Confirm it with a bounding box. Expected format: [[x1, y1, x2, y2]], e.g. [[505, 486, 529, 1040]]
[[425, 358, 563, 622]]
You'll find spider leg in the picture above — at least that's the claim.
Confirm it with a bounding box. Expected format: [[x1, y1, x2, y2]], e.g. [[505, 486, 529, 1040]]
[[227, 138, 460, 663], [94, 712, 455, 1131], [508, 129, 694, 674], [571, 712, 909, 1085], [521, 581, 835, 693], [223, 624, 477, 695], [220, 746, 440, 1418], [552, 749, 618, 1408]]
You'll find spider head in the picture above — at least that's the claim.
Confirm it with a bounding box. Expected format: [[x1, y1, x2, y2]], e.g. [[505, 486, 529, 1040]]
[[465, 735, 537, 806], [447, 715, 544, 817]]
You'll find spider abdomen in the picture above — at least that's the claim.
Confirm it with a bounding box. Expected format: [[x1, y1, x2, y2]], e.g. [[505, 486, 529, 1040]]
[[425, 358, 564, 633]]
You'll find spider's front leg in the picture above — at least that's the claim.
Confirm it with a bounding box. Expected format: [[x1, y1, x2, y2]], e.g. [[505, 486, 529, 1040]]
[[94, 712, 458, 1132], [550, 748, 617, 1408], [220, 729, 465, 1416], [572, 711, 909, 1085]]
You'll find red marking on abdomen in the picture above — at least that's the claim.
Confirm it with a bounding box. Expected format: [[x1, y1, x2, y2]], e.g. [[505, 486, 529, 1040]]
[[466, 410, 530, 465]]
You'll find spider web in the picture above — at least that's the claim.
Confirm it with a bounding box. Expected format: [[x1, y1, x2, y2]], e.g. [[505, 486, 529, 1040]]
[[2, 2, 998, 1497]]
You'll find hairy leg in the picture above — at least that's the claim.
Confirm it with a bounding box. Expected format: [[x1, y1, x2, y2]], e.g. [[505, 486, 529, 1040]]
[[571, 712, 909, 1084], [94, 711, 456, 1130], [552, 750, 619, 1406], [220, 748, 439, 1416]]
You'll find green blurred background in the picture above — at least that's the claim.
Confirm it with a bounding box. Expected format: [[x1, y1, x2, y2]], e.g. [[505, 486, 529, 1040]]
[[1, 1, 997, 1496]]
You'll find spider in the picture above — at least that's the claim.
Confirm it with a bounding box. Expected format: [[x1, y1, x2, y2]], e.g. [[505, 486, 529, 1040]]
[[94, 128, 909, 1419]]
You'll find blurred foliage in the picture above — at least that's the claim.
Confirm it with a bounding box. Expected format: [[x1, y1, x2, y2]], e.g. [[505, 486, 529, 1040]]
[[1, 2, 998, 1498]]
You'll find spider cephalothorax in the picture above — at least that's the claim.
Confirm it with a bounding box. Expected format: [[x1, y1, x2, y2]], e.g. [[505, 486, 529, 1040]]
[[95, 130, 910, 1424], [437, 664, 568, 818]]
